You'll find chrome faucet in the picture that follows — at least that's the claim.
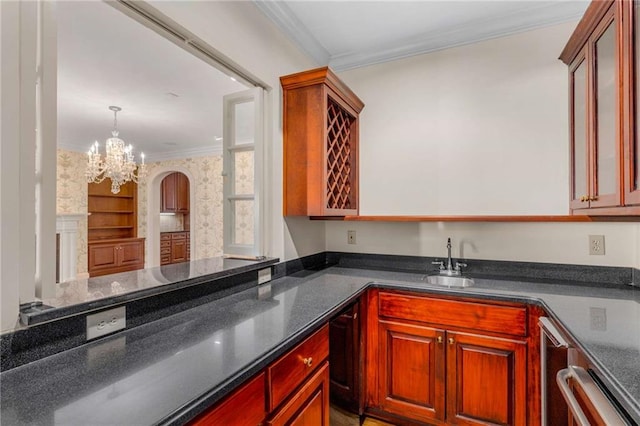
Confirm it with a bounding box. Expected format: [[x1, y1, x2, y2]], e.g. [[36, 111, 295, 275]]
[[432, 237, 467, 276]]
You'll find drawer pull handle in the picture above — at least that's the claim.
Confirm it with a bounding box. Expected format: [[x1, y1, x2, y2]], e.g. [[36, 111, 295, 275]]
[[437, 336, 443, 344], [302, 357, 313, 368], [448, 337, 455, 345]]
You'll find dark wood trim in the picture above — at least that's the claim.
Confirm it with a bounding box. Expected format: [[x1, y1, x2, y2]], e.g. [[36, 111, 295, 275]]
[[624, 0, 640, 205], [338, 215, 595, 222], [570, 204, 640, 216], [560, 0, 615, 65], [569, 52, 590, 210]]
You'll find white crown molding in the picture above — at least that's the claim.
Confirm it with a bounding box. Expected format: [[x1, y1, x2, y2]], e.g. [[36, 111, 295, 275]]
[[255, 1, 586, 73], [145, 145, 223, 163], [330, 5, 585, 71], [252, 0, 330, 66], [57, 142, 222, 162]]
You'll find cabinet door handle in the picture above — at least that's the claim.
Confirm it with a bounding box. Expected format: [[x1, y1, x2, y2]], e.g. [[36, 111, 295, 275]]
[[302, 357, 313, 368], [448, 337, 455, 345], [436, 336, 443, 344]]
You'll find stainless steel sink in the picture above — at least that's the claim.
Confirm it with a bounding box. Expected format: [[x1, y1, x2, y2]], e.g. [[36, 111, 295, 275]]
[[425, 275, 474, 288]]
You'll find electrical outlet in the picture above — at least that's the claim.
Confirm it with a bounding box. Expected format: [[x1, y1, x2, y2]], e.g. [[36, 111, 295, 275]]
[[347, 230, 356, 245], [590, 307, 607, 331], [87, 306, 126, 340], [589, 235, 605, 255], [258, 267, 271, 284]]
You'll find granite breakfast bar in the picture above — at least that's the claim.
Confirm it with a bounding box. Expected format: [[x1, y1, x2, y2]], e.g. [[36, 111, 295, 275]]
[[1, 263, 639, 425]]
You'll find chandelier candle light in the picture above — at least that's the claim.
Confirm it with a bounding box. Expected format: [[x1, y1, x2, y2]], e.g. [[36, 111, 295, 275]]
[[86, 106, 147, 194]]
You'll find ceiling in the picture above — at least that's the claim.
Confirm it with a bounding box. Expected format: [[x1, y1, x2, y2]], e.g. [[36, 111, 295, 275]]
[[58, 1, 589, 160], [57, 1, 246, 161], [254, 1, 589, 71]]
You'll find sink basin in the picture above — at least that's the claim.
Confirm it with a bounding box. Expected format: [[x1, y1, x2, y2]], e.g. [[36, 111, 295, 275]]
[[425, 275, 474, 288]]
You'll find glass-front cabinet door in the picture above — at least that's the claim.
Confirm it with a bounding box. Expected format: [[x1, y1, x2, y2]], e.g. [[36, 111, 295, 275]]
[[570, 55, 589, 210], [627, 0, 640, 205], [567, 6, 621, 213], [590, 15, 619, 208]]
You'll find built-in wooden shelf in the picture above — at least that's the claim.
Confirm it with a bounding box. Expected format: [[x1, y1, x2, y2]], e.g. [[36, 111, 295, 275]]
[[310, 215, 640, 222], [89, 194, 135, 199], [89, 210, 134, 214], [88, 225, 135, 230]]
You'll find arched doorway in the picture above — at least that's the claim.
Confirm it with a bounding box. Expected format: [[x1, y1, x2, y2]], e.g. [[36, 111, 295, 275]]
[[145, 167, 196, 268]]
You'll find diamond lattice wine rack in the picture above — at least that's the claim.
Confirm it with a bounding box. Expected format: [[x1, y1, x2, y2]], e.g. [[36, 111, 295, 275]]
[[281, 67, 364, 217]]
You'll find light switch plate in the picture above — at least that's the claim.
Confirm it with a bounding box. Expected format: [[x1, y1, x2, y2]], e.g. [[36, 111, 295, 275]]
[[87, 306, 126, 340]]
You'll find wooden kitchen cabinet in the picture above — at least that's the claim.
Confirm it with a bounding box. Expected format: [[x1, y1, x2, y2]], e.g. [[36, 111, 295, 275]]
[[561, 0, 640, 215], [329, 302, 361, 413], [88, 180, 144, 277], [281, 67, 364, 217], [88, 238, 144, 277], [161, 172, 190, 213], [446, 331, 526, 425], [160, 232, 190, 265], [190, 325, 329, 426], [367, 290, 532, 426], [190, 372, 266, 426], [377, 320, 445, 423], [266, 362, 330, 426]]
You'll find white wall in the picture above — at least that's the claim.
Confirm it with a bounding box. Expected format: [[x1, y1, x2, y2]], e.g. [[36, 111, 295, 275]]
[[339, 22, 574, 216], [147, 1, 326, 262], [327, 221, 640, 268], [0, 1, 324, 333], [325, 21, 640, 269]]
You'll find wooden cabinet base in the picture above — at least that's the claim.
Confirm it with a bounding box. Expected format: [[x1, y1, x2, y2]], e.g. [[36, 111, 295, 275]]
[[366, 289, 533, 426], [88, 238, 144, 277], [190, 373, 266, 426], [329, 302, 360, 413], [267, 362, 330, 426]]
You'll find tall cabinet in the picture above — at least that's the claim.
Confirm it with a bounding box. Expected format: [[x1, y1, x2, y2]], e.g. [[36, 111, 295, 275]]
[[281, 67, 364, 217], [88, 180, 144, 277], [561, 0, 640, 215]]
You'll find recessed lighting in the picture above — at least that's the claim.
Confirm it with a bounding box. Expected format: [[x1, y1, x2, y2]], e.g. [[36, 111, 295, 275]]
[[230, 77, 237, 82], [215, 136, 223, 141], [166, 92, 180, 98]]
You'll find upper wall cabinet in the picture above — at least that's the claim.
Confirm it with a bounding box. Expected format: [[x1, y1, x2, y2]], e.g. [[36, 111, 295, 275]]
[[561, 0, 640, 215], [161, 172, 190, 213], [281, 67, 364, 217]]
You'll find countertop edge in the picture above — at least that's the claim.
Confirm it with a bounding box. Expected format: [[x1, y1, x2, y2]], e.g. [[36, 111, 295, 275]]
[[19, 258, 279, 327]]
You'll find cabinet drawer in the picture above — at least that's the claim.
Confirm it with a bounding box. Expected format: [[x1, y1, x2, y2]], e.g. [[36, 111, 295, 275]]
[[266, 362, 329, 426], [191, 372, 266, 426], [160, 240, 171, 248], [172, 232, 186, 240], [379, 292, 527, 337], [160, 247, 171, 255], [160, 233, 171, 241], [267, 324, 329, 411]]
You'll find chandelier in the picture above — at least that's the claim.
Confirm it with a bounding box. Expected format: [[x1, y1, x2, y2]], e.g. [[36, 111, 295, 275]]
[[86, 106, 147, 194]]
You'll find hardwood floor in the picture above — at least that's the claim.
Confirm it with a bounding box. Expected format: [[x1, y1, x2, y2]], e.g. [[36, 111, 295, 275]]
[[330, 405, 395, 426]]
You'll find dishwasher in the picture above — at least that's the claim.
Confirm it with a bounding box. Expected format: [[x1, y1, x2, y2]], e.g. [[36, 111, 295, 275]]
[[539, 316, 631, 425]]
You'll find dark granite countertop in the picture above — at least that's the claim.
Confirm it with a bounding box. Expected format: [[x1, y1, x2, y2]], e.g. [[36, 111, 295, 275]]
[[20, 256, 278, 326], [2, 267, 639, 425]]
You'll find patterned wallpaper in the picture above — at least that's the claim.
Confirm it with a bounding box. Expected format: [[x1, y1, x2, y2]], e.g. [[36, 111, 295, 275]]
[[56, 150, 252, 274], [56, 149, 88, 274], [138, 156, 225, 261]]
